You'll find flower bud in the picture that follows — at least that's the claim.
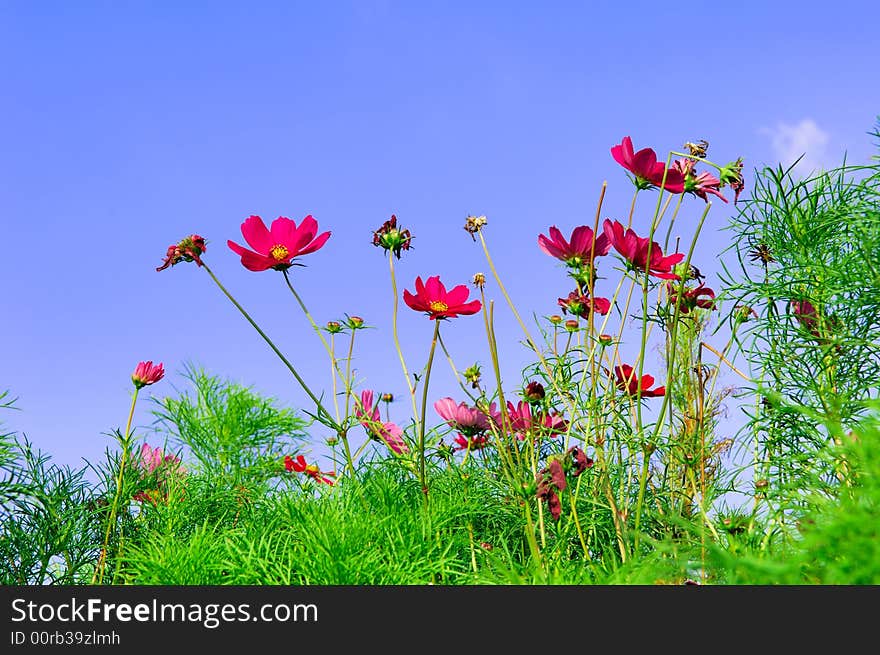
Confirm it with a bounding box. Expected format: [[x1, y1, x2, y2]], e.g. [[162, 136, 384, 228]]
[[524, 381, 545, 403], [325, 321, 343, 334]]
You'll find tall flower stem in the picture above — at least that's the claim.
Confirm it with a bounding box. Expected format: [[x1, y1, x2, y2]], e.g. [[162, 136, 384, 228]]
[[389, 252, 421, 426], [283, 269, 333, 358], [417, 320, 442, 496], [93, 389, 139, 585], [202, 263, 338, 432]]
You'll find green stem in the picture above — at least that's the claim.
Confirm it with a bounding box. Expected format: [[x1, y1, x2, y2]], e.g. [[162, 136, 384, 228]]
[[202, 263, 338, 431], [417, 320, 442, 496], [389, 253, 421, 426], [93, 388, 139, 585]]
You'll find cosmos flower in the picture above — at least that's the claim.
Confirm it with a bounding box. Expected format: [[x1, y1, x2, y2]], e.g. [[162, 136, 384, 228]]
[[403, 276, 482, 320], [227, 214, 330, 272]]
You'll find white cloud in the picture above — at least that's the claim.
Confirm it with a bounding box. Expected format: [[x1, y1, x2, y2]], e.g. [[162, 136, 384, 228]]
[[759, 119, 831, 173]]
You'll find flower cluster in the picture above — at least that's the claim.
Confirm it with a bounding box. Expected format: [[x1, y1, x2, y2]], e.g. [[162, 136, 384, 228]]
[[434, 398, 501, 451], [536, 446, 593, 520], [133, 443, 186, 505]]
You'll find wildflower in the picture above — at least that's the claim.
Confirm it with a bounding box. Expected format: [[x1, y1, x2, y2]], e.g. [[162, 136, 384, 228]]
[[666, 281, 716, 314], [613, 364, 665, 398], [536, 459, 567, 520], [672, 158, 728, 204], [603, 219, 684, 280], [791, 299, 820, 338], [355, 390, 409, 454], [131, 361, 164, 389], [227, 214, 330, 272], [463, 215, 488, 240], [372, 214, 413, 259], [718, 157, 746, 204], [345, 315, 366, 330], [284, 454, 335, 485], [324, 321, 343, 334], [524, 381, 545, 403], [568, 446, 594, 476], [434, 397, 501, 437], [133, 443, 186, 504], [611, 136, 685, 193], [558, 290, 611, 318], [538, 225, 610, 267], [156, 234, 207, 271], [506, 401, 567, 440], [403, 275, 482, 320]]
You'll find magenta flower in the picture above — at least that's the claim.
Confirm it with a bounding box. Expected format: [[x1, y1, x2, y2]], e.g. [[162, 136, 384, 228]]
[[603, 219, 684, 280], [791, 300, 821, 338], [611, 136, 685, 193], [133, 444, 186, 505], [403, 275, 482, 320], [613, 364, 665, 398], [131, 361, 164, 389], [453, 434, 491, 451], [672, 158, 729, 204], [355, 390, 409, 454], [227, 214, 330, 272], [536, 459, 567, 520], [538, 225, 611, 267], [284, 455, 336, 485], [558, 290, 611, 318], [506, 401, 567, 440], [666, 281, 716, 314]]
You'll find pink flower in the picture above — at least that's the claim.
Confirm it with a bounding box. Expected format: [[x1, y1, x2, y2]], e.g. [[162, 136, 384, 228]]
[[672, 158, 729, 204], [506, 401, 567, 440], [453, 434, 491, 451], [138, 443, 185, 475], [434, 398, 499, 433], [355, 390, 409, 455], [791, 300, 821, 338], [603, 219, 684, 280], [613, 364, 665, 398], [403, 276, 482, 320], [227, 215, 330, 272], [131, 361, 164, 389], [611, 136, 685, 193], [133, 444, 186, 505], [538, 225, 611, 267]]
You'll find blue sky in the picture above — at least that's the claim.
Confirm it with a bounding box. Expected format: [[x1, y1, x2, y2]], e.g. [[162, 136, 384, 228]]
[[2, 1, 878, 472]]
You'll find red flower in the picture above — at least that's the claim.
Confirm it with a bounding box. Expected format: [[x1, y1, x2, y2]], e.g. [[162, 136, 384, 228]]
[[156, 235, 207, 271], [403, 275, 482, 320], [613, 364, 665, 398], [558, 290, 611, 318], [791, 299, 821, 338], [603, 219, 684, 280], [536, 459, 567, 520], [227, 215, 330, 272], [131, 361, 164, 389], [355, 390, 409, 455], [611, 136, 685, 193], [538, 225, 611, 267], [666, 281, 716, 314], [284, 455, 335, 485]]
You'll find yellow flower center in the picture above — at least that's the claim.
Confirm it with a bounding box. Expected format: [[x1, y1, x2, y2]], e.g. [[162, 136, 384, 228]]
[[270, 244, 289, 261], [429, 300, 449, 313]]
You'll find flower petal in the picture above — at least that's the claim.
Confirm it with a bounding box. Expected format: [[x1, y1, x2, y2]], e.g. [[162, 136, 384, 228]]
[[240, 215, 274, 254]]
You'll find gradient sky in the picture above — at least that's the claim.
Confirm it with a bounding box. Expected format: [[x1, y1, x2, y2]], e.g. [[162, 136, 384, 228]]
[[2, 1, 879, 474]]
